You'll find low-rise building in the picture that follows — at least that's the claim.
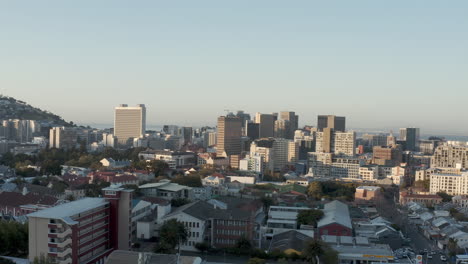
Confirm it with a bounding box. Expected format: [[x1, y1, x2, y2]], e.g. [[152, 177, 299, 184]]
[[354, 186, 382, 204], [399, 192, 443, 206], [139, 180, 192, 201], [317, 201, 352, 237], [139, 150, 196, 169]]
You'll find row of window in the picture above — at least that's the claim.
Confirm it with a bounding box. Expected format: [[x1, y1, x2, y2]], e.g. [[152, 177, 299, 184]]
[[183, 221, 200, 228], [216, 220, 244, 226], [216, 229, 245, 236]]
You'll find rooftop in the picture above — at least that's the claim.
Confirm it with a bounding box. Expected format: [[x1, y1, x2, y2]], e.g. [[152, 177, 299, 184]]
[[28, 198, 107, 224]]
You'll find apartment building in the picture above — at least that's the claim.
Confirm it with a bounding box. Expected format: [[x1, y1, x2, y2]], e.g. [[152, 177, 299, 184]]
[[431, 145, 468, 169], [28, 186, 132, 264], [316, 129, 355, 156], [429, 172, 468, 196]]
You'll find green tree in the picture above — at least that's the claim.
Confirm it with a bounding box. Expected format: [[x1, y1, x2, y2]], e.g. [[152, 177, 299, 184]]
[[260, 196, 275, 212], [307, 182, 323, 200], [302, 240, 338, 264], [171, 198, 191, 207], [297, 209, 324, 228], [437, 192, 453, 202], [154, 219, 188, 254], [171, 175, 202, 187]]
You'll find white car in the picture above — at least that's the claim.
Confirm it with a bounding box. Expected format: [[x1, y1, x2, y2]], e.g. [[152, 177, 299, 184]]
[[440, 255, 447, 261]]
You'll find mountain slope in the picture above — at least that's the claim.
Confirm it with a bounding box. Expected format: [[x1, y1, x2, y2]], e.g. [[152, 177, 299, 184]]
[[0, 95, 74, 126]]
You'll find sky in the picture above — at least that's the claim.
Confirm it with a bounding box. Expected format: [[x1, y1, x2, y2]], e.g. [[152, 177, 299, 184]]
[[0, 1, 467, 134]]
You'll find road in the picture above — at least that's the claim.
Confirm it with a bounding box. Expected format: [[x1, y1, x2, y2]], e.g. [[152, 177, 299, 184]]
[[377, 187, 447, 264]]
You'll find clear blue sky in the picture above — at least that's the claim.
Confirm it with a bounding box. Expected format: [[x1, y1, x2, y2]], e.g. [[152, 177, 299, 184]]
[[1, 1, 467, 134]]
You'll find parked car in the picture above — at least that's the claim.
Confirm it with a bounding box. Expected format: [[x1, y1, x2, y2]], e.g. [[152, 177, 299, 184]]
[[440, 255, 447, 261]]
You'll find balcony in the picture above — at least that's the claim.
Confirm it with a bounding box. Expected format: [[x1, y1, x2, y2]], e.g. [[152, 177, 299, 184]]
[[57, 229, 72, 239], [57, 247, 72, 258], [58, 259, 72, 264], [57, 238, 72, 248], [48, 223, 63, 229]]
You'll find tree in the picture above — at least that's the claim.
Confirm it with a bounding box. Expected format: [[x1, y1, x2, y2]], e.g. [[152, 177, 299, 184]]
[[302, 240, 338, 264], [155, 219, 188, 254], [307, 182, 323, 200], [414, 180, 430, 191], [235, 235, 252, 251], [171, 175, 202, 187], [260, 196, 274, 212], [448, 238, 458, 257], [437, 192, 453, 202], [297, 209, 324, 228], [194, 242, 211, 253]]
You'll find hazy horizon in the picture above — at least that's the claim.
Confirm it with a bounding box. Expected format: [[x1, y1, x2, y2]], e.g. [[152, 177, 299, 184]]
[[2, 1, 467, 135]]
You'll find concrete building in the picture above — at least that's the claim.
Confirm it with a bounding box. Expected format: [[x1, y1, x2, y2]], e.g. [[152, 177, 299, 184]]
[[316, 129, 355, 156], [263, 206, 310, 238], [139, 180, 192, 201], [399, 127, 420, 151], [216, 116, 242, 168], [162, 199, 262, 251], [114, 104, 146, 147], [49, 127, 80, 150], [317, 201, 352, 237], [432, 145, 468, 169], [317, 115, 345, 132], [429, 172, 468, 195], [28, 186, 133, 264], [355, 186, 382, 204], [372, 145, 402, 166], [138, 150, 196, 169], [359, 165, 380, 181], [255, 113, 275, 138]]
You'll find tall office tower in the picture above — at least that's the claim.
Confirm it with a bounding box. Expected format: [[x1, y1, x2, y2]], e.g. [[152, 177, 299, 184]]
[[181, 127, 193, 145], [28, 186, 132, 264], [246, 122, 260, 140], [279, 111, 298, 139], [274, 119, 290, 139], [316, 129, 356, 156], [255, 113, 275, 138], [235, 111, 251, 129], [216, 116, 242, 167], [114, 104, 146, 146], [399, 128, 420, 151], [317, 115, 346, 132]]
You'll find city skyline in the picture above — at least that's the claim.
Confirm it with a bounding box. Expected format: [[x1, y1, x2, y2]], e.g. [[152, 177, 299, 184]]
[[2, 1, 468, 134]]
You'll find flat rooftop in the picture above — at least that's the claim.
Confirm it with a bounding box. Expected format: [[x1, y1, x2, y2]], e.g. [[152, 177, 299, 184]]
[[28, 198, 107, 224]]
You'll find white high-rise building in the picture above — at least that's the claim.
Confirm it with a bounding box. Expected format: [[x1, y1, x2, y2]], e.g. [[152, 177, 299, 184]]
[[114, 104, 146, 146]]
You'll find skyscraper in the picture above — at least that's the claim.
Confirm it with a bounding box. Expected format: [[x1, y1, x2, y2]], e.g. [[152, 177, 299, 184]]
[[255, 113, 275, 138], [317, 115, 346, 132], [114, 104, 146, 146], [279, 111, 299, 139], [399, 128, 420, 151], [216, 116, 242, 167]]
